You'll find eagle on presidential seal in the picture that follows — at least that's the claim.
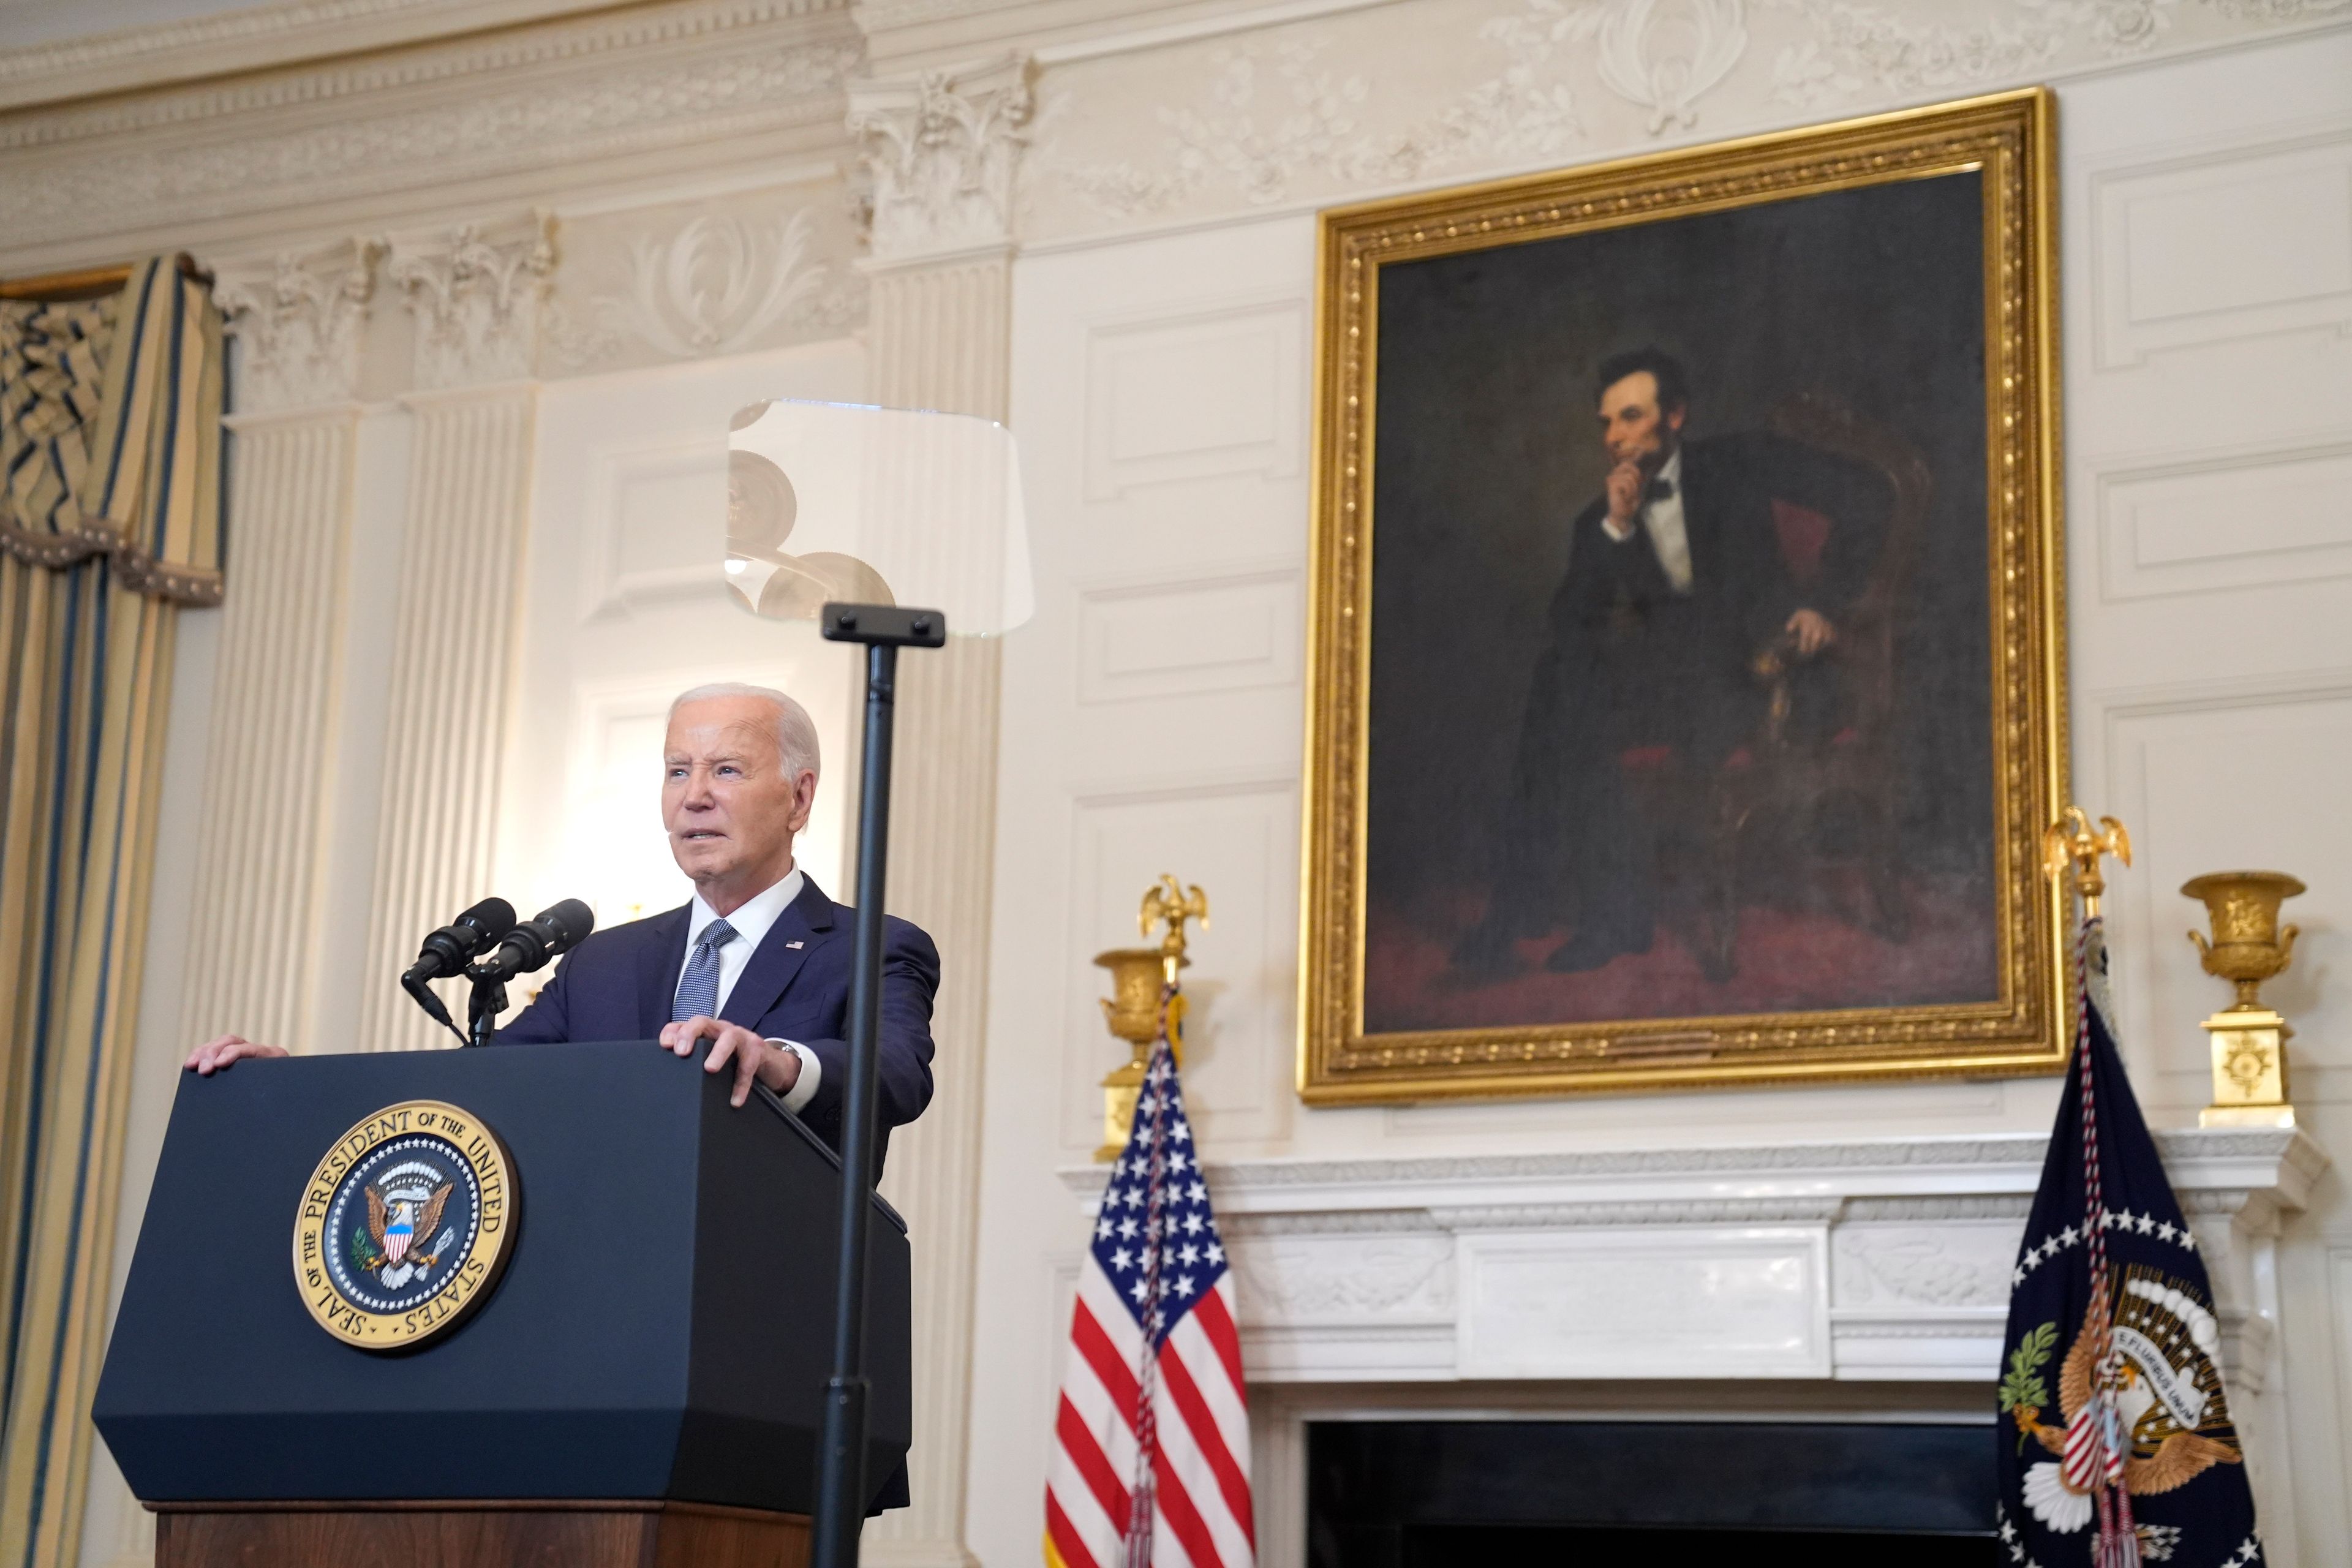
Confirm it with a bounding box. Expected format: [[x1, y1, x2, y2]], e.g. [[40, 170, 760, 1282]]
[[348, 1161, 454, 1289], [2003, 1260, 2244, 1537]]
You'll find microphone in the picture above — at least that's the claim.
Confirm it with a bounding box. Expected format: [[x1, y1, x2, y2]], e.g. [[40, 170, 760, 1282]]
[[402, 898, 516, 1046], [471, 899, 596, 983], [402, 897, 518, 984]]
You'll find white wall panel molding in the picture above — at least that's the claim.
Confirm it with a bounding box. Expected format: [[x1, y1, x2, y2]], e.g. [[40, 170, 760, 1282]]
[[574, 431, 730, 624], [354, 384, 540, 1055], [1080, 296, 1306, 498], [1074, 561, 1304, 704], [2090, 121, 2352, 369], [178, 408, 363, 1054], [1062, 771, 1298, 1150], [2094, 431, 2352, 601], [2090, 671, 2352, 1105]]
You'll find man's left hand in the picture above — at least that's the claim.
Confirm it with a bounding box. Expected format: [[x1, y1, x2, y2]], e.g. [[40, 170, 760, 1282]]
[[660, 1016, 801, 1107], [1785, 608, 1836, 657]]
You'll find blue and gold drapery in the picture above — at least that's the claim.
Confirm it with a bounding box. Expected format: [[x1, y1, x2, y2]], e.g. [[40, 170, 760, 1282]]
[[0, 258, 222, 1568]]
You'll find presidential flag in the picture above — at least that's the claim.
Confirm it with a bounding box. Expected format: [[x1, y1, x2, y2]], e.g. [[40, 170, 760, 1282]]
[[1046, 992, 1255, 1568], [1996, 918, 2261, 1567]]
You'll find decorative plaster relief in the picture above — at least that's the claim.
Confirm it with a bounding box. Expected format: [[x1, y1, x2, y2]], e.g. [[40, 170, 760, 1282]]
[[1762, 0, 2179, 108], [214, 238, 384, 413], [1600, 0, 1749, 132], [1833, 1221, 2022, 1308], [389, 214, 557, 387], [1232, 1234, 1455, 1324], [850, 53, 1036, 261], [1023, 0, 2337, 239], [545, 202, 864, 371]]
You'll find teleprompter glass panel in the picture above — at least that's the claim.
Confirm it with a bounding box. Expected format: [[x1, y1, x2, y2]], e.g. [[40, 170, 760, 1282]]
[[726, 399, 1034, 637]]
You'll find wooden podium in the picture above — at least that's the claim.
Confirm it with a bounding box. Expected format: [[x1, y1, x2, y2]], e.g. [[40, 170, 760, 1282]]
[[94, 1042, 910, 1567], [152, 1499, 807, 1568]]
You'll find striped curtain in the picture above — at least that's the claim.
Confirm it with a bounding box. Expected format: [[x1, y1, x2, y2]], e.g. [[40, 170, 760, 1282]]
[[0, 259, 223, 1568]]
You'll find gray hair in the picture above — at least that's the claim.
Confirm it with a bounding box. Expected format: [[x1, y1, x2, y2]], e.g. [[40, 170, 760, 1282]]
[[669, 682, 820, 782]]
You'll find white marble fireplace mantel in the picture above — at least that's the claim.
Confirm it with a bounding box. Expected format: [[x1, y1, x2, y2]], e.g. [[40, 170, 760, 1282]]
[[1061, 1128, 2326, 1389]]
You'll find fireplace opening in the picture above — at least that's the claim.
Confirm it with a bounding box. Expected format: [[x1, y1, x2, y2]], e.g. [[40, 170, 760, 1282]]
[[1308, 1419, 1997, 1567]]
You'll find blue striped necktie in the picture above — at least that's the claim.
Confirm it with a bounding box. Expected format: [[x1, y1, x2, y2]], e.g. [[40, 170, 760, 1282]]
[[671, 918, 738, 1022]]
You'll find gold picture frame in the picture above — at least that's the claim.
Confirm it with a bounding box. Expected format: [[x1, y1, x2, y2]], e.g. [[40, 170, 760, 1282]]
[[1299, 89, 2066, 1104]]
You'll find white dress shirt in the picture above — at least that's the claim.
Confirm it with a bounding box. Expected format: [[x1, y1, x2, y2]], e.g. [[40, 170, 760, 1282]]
[[1600, 446, 1694, 594], [680, 865, 821, 1114]]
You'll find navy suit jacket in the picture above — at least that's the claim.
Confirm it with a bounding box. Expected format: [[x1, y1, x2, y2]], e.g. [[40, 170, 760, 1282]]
[[497, 876, 938, 1176]]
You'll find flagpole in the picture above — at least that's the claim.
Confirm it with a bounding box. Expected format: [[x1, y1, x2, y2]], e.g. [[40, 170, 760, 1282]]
[[2041, 807, 2139, 1568]]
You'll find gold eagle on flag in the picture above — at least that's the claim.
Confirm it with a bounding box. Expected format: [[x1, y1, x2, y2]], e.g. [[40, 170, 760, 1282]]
[[2009, 1266, 2243, 1527]]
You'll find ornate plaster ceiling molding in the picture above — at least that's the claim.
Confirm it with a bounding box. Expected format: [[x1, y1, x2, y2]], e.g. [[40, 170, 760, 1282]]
[[215, 236, 386, 413], [0, 2, 864, 265], [0, 0, 679, 112], [848, 50, 1035, 261], [0, 0, 852, 149]]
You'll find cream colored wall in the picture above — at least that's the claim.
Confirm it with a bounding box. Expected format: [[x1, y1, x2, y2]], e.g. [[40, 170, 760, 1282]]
[[971, 20, 2352, 1568]]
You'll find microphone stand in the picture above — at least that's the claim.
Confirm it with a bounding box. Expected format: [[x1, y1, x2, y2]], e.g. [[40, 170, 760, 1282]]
[[465, 974, 507, 1049], [810, 601, 945, 1568]]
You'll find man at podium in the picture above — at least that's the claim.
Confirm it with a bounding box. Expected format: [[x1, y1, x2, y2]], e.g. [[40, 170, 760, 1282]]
[[187, 682, 940, 1172]]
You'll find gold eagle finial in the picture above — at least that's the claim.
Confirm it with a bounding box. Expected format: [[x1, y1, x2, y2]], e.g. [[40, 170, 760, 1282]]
[[1139, 876, 1208, 984], [2043, 807, 2132, 918]]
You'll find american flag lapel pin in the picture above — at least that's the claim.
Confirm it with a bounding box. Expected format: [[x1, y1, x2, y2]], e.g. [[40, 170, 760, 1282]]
[[786, 940, 805, 949]]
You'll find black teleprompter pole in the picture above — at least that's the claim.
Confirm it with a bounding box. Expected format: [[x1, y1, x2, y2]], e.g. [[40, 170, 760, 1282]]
[[812, 603, 945, 1568]]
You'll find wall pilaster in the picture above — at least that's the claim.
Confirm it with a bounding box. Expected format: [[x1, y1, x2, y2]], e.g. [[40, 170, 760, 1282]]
[[354, 216, 551, 1055], [850, 53, 1030, 1568], [181, 241, 380, 1050]]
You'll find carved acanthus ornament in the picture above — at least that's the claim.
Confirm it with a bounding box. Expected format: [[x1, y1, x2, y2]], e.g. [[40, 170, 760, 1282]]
[[849, 53, 1034, 262], [214, 238, 383, 413], [388, 213, 557, 388], [545, 208, 858, 368]]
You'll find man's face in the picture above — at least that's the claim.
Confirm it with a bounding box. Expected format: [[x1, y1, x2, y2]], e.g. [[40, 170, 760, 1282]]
[[1596, 370, 1686, 473], [662, 696, 815, 894]]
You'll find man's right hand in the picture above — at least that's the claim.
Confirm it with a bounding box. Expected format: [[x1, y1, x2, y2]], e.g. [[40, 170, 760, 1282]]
[[185, 1034, 288, 1075], [1604, 460, 1645, 537]]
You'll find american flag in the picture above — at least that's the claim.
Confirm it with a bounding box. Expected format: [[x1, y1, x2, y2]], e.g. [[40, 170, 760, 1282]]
[[1045, 1003, 1255, 1568]]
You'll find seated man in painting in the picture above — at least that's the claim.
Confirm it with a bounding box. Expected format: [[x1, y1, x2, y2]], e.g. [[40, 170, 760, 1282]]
[[1456, 348, 1896, 979]]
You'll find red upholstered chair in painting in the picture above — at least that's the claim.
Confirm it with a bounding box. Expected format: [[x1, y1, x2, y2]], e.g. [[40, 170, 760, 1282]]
[[1617, 393, 1928, 982]]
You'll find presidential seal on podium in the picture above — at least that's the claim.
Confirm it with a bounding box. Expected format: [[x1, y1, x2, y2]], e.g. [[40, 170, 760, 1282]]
[[292, 1100, 518, 1350]]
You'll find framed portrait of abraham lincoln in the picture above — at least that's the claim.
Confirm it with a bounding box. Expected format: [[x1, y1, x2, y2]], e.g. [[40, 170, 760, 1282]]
[[1298, 89, 2067, 1104]]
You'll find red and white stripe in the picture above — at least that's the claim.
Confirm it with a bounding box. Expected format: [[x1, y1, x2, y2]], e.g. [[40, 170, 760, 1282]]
[[1046, 1260, 1255, 1568]]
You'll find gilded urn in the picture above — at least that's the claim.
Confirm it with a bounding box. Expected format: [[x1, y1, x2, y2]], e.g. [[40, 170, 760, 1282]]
[[2182, 870, 2304, 1011]]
